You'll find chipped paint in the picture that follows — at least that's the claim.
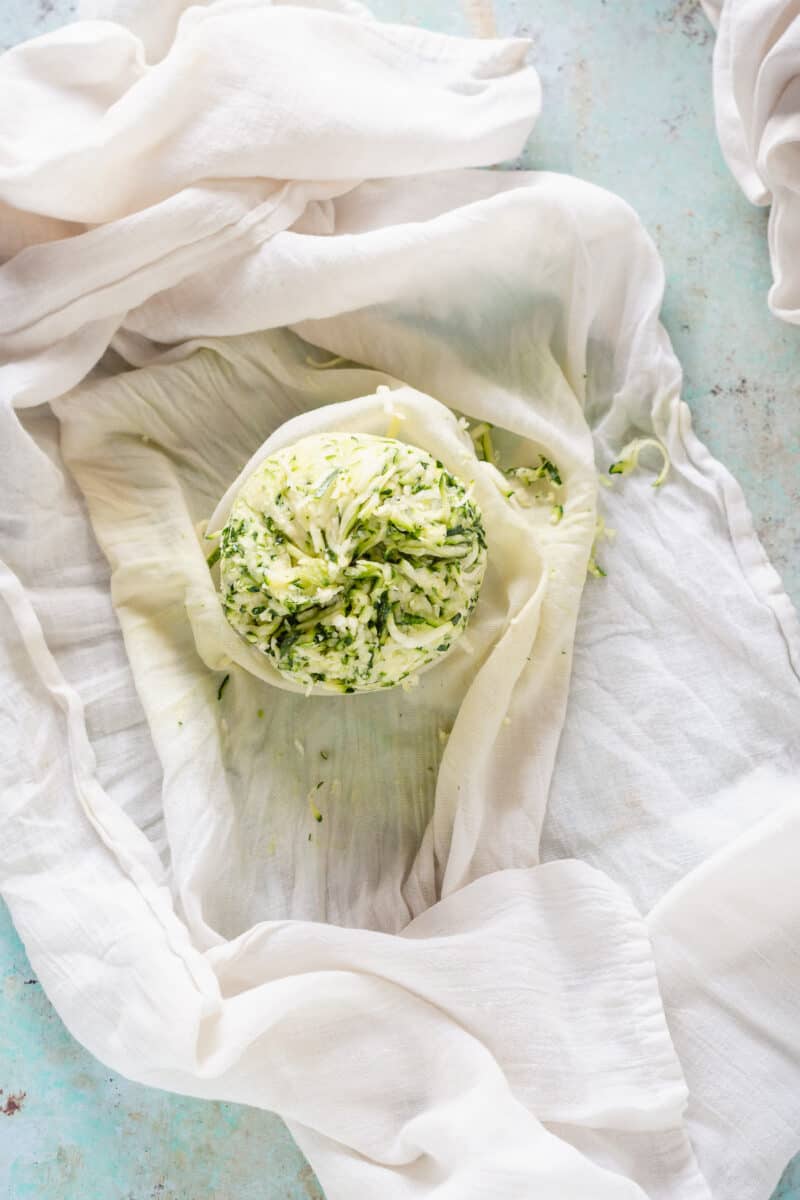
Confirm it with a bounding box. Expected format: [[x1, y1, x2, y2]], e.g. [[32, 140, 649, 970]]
[[298, 1164, 325, 1199], [1, 1091, 26, 1116], [657, 0, 713, 46]]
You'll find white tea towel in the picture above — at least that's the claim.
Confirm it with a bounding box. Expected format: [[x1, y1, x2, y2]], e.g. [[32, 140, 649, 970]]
[[1, 4, 799, 1199]]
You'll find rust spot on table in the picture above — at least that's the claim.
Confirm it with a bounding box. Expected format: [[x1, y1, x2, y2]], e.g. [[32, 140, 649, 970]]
[[1, 1089, 27, 1115]]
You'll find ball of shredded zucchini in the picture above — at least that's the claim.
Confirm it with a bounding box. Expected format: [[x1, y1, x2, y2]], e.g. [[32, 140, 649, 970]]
[[218, 433, 487, 693]]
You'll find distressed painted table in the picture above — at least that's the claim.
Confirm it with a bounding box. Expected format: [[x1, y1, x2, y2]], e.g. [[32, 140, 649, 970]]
[[1, 2, 798, 1198]]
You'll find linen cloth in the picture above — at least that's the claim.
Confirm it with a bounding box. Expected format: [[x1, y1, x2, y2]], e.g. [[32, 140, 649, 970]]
[[702, 0, 800, 321], [1, 3, 799, 1199]]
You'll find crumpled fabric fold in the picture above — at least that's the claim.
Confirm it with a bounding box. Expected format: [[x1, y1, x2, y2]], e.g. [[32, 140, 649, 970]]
[[703, 0, 800, 321]]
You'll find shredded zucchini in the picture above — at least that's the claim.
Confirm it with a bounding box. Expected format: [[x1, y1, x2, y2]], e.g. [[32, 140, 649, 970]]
[[308, 782, 324, 822], [305, 354, 348, 370], [609, 437, 671, 487], [462, 420, 565, 514], [587, 514, 615, 581], [218, 433, 487, 693], [469, 422, 496, 465]]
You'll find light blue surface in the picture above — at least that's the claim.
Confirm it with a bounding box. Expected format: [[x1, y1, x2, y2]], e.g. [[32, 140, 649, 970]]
[[1, 2, 798, 1198]]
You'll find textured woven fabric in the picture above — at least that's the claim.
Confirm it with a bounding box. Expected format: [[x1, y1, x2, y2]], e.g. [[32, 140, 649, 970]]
[[1, 4, 798, 1198]]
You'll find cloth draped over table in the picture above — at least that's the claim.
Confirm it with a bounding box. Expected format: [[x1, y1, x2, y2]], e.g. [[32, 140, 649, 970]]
[[1, 3, 799, 1199], [702, 0, 800, 322]]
